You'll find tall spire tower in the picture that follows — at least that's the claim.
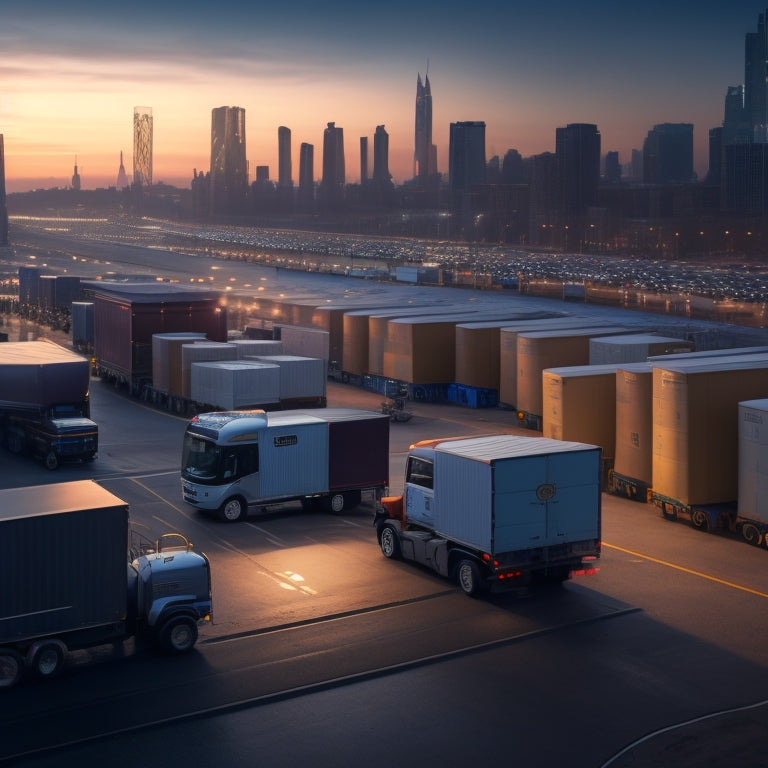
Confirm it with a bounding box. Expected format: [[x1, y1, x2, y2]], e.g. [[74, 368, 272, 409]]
[[71, 157, 81, 190], [414, 71, 433, 182], [116, 151, 130, 189]]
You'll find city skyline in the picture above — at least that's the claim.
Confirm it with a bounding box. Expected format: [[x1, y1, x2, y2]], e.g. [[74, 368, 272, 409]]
[[0, 1, 761, 193]]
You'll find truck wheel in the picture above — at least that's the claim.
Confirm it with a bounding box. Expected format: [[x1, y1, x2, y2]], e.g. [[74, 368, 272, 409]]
[[379, 524, 401, 559], [741, 523, 762, 547], [690, 508, 709, 531], [44, 450, 60, 470], [455, 558, 484, 597], [0, 651, 23, 689], [32, 642, 65, 678], [160, 616, 198, 653], [219, 496, 246, 522], [322, 493, 346, 513]]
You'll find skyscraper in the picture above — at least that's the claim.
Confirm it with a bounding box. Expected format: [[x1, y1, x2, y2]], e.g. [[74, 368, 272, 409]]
[[210, 106, 248, 216], [0, 135, 8, 247], [414, 73, 433, 181], [299, 142, 314, 205], [641, 123, 693, 184], [360, 137, 368, 183], [71, 157, 81, 191], [133, 106, 153, 190], [555, 122, 600, 215], [449, 121, 486, 193], [116, 151, 130, 189], [373, 125, 391, 189], [278, 126, 292, 188], [321, 122, 345, 205], [745, 11, 768, 142]]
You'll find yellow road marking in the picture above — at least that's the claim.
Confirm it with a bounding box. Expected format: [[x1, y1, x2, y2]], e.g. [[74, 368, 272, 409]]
[[604, 542, 768, 598]]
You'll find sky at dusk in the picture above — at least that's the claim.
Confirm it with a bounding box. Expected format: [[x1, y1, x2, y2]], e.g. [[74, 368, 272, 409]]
[[0, 1, 763, 193]]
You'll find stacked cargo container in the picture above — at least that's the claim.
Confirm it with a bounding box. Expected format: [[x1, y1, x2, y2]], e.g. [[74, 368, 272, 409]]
[[190, 361, 281, 410]]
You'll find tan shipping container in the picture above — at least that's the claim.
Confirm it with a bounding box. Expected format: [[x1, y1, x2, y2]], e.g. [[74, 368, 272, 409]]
[[152, 332, 207, 394], [498, 317, 608, 408], [542, 364, 622, 459], [652, 360, 768, 506], [613, 364, 655, 487], [516, 327, 631, 420]]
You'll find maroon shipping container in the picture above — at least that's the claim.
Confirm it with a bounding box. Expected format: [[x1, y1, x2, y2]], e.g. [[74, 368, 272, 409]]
[[90, 284, 227, 384], [324, 409, 390, 490]]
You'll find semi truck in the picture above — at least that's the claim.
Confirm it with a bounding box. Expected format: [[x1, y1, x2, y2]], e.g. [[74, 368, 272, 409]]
[[181, 408, 389, 521], [0, 340, 98, 469], [374, 434, 602, 595], [0, 480, 213, 689]]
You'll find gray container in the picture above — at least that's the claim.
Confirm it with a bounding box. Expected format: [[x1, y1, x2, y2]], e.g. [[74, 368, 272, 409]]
[[250, 355, 327, 401], [180, 342, 238, 398], [0, 340, 91, 407], [0, 480, 128, 643], [190, 361, 281, 409]]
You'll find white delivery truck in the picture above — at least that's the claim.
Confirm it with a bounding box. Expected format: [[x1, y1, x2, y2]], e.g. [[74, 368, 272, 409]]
[[374, 434, 601, 595], [181, 408, 390, 521]]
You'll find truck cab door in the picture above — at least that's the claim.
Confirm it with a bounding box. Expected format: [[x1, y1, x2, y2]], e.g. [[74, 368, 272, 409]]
[[404, 455, 435, 527]]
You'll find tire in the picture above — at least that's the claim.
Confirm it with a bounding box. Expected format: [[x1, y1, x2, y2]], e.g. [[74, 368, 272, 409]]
[[219, 496, 246, 522], [742, 523, 763, 547], [44, 450, 60, 471], [455, 558, 484, 597], [0, 651, 23, 689], [160, 616, 198, 653], [321, 493, 345, 513], [690, 508, 709, 531], [32, 642, 65, 678], [379, 524, 401, 559]]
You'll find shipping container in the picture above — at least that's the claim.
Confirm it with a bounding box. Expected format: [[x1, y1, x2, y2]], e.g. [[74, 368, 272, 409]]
[[542, 364, 624, 462], [498, 317, 610, 408], [276, 325, 330, 363], [652, 359, 768, 507], [88, 282, 227, 390], [737, 399, 768, 532], [190, 361, 281, 409], [516, 326, 632, 427], [455, 314, 560, 390], [382, 311, 541, 386], [0, 340, 91, 407], [0, 481, 128, 643], [179, 342, 238, 398], [152, 332, 207, 394], [589, 333, 694, 364], [249, 354, 326, 402]]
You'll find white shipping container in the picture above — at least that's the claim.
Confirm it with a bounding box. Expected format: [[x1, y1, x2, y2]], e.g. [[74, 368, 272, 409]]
[[589, 334, 693, 364], [277, 325, 330, 362], [429, 435, 601, 553], [249, 355, 327, 401], [190, 361, 281, 410], [180, 342, 238, 397], [738, 399, 768, 526]]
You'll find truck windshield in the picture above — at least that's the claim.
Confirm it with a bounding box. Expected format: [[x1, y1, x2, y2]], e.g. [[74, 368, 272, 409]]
[[181, 435, 224, 482]]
